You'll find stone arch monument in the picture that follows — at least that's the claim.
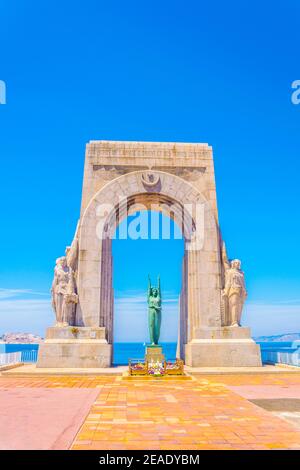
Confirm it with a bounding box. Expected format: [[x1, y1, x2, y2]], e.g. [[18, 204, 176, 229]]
[[37, 141, 261, 368]]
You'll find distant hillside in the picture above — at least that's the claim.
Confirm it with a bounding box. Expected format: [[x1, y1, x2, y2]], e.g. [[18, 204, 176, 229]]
[[255, 332, 300, 342]]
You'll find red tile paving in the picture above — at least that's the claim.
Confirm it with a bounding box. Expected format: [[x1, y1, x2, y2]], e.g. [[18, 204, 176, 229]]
[[1, 373, 300, 450]]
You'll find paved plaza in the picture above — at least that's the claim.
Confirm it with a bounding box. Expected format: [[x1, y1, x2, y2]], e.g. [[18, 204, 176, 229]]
[[1, 371, 300, 450]]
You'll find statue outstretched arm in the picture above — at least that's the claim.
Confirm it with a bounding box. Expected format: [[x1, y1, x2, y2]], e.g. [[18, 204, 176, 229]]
[[157, 275, 161, 300], [147, 275, 151, 301], [221, 242, 231, 296], [66, 221, 80, 270], [222, 241, 230, 270]]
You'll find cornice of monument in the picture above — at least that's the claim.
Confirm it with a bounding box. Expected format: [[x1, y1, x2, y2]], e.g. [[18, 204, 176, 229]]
[[86, 140, 213, 161]]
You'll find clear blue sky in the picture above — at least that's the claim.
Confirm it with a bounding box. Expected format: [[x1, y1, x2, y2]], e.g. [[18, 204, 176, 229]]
[[0, 0, 299, 339]]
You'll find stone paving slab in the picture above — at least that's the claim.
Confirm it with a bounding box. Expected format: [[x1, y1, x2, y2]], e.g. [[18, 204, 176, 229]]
[[3, 364, 299, 377], [204, 373, 300, 386], [251, 399, 300, 411], [272, 411, 300, 430], [1, 373, 300, 450], [0, 387, 99, 450], [227, 385, 300, 399], [186, 365, 300, 375], [1, 364, 126, 376]]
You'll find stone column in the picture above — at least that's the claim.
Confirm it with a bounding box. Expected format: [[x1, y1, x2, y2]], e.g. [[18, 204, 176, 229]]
[[178, 253, 188, 359], [100, 237, 114, 343]]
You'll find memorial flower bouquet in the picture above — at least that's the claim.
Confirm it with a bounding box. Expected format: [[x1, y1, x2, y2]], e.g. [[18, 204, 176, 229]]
[[166, 361, 177, 369], [131, 362, 145, 370], [148, 360, 165, 376]]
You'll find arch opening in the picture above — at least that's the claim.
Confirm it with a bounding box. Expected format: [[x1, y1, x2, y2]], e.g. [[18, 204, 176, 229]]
[[112, 209, 184, 364], [96, 192, 193, 361]]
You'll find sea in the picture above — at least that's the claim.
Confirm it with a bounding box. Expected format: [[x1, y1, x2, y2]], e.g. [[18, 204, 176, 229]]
[[112, 342, 178, 365], [255, 341, 300, 353], [0, 343, 39, 354], [1, 341, 299, 365], [0, 342, 177, 365]]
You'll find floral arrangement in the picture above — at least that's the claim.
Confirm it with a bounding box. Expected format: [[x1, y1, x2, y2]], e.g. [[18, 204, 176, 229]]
[[166, 361, 177, 369], [165, 358, 184, 375], [129, 358, 184, 376], [70, 327, 79, 337], [130, 362, 145, 370], [128, 360, 147, 375], [147, 360, 165, 376]]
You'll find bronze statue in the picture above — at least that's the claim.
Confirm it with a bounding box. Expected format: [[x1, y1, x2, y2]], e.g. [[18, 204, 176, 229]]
[[147, 275, 162, 344]]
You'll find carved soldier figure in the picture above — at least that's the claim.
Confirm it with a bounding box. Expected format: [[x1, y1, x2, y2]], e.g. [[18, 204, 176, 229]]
[[222, 259, 247, 327], [51, 256, 69, 326], [51, 229, 79, 327], [62, 267, 78, 326], [51, 260, 78, 327]]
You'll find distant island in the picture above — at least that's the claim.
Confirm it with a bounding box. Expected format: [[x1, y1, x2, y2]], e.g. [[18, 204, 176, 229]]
[[0, 331, 299, 344], [255, 332, 300, 342], [1, 332, 43, 344]]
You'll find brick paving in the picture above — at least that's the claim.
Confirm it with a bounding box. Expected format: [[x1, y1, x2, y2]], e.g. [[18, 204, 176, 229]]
[[1, 373, 300, 450]]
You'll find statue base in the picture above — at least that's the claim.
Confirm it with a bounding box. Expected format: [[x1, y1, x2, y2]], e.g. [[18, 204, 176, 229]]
[[145, 345, 165, 363], [36, 326, 112, 368], [185, 327, 262, 367]]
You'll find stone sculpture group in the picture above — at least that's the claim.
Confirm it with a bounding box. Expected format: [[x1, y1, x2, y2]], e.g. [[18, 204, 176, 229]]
[[51, 229, 79, 327], [221, 243, 247, 327]]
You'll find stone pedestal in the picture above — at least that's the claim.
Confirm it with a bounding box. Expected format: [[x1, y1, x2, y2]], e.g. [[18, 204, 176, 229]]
[[185, 327, 262, 367], [36, 327, 111, 368], [145, 345, 165, 363]]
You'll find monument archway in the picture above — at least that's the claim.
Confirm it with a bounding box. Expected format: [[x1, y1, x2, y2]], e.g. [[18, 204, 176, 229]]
[[37, 141, 262, 368], [77, 170, 221, 361]]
